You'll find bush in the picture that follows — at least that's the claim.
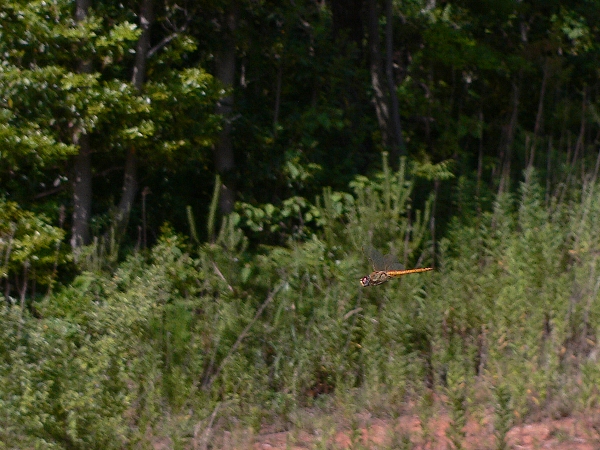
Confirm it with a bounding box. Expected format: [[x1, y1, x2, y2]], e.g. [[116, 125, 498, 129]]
[[4, 166, 600, 447]]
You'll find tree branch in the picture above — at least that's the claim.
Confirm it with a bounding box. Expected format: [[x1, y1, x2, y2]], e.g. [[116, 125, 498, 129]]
[[146, 25, 188, 59]]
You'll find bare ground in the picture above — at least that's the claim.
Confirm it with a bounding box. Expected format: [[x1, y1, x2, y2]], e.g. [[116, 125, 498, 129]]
[[215, 411, 600, 450]]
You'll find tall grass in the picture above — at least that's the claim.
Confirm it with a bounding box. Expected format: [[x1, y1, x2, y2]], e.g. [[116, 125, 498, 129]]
[[2, 164, 600, 448]]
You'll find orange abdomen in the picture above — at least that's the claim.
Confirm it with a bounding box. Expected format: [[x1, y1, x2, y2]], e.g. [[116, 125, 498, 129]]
[[386, 267, 433, 278]]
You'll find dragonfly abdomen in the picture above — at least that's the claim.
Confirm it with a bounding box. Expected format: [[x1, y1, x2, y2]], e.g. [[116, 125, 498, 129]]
[[386, 267, 433, 278]]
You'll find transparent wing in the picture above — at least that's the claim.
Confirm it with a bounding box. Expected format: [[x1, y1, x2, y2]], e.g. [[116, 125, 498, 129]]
[[365, 246, 404, 271], [364, 246, 385, 271], [382, 252, 404, 271]]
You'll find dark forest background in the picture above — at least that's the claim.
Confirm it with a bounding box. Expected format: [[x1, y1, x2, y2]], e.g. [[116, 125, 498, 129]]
[[2, 0, 600, 448]]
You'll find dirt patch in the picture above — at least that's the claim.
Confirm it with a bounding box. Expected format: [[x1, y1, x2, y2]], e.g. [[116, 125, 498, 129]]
[[249, 411, 600, 449]]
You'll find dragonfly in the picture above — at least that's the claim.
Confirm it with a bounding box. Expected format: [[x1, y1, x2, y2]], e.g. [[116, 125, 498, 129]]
[[360, 247, 433, 287]]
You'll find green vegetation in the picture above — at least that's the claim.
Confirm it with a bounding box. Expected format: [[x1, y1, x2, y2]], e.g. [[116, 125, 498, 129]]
[[3, 164, 600, 448], [2, 0, 600, 448]]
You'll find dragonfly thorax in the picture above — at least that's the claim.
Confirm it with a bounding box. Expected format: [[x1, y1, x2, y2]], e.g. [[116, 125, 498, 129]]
[[360, 271, 390, 287]]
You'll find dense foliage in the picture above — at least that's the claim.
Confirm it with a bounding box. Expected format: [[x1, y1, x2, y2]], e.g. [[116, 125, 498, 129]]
[[3, 166, 600, 448], [2, 0, 600, 447]]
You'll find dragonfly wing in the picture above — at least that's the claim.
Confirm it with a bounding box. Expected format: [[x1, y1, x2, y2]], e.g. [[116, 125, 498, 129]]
[[387, 261, 405, 271], [365, 246, 386, 271], [382, 252, 404, 271]]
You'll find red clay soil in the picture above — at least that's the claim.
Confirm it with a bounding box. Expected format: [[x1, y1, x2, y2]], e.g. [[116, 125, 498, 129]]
[[250, 412, 600, 450]]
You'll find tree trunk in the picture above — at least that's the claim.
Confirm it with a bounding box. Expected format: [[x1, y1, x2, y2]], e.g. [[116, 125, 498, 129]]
[[330, 0, 364, 51], [384, 0, 405, 162], [528, 61, 548, 169], [71, 0, 92, 253], [558, 89, 587, 204], [75, 0, 91, 30], [113, 0, 153, 236], [367, 0, 390, 148], [497, 10, 528, 194], [273, 61, 282, 131], [214, 4, 237, 215], [131, 0, 153, 92], [71, 133, 92, 250], [114, 146, 139, 234], [497, 77, 521, 195], [477, 109, 484, 214]]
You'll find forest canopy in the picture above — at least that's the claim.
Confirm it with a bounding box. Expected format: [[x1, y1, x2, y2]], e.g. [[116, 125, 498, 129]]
[[2, 0, 599, 248]]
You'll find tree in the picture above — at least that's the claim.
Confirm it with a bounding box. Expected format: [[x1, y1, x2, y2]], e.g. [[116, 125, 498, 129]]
[[213, 1, 238, 215], [112, 0, 153, 238], [366, 0, 406, 164], [0, 0, 221, 254], [71, 0, 94, 252]]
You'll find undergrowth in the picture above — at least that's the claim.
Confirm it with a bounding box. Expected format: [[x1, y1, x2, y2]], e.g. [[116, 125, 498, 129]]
[[2, 164, 600, 448]]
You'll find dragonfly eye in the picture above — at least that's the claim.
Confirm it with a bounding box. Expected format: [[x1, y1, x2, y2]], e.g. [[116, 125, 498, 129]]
[[360, 277, 370, 287]]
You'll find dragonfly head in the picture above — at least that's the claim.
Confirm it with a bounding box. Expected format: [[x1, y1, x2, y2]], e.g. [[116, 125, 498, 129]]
[[360, 276, 371, 287]]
